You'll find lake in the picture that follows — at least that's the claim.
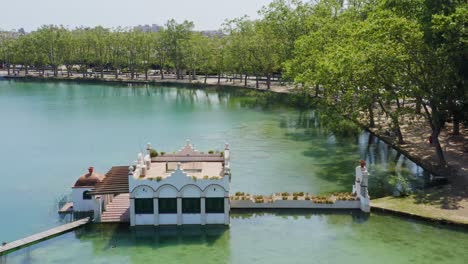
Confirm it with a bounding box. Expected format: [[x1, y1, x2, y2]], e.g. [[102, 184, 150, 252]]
[[0, 80, 466, 263]]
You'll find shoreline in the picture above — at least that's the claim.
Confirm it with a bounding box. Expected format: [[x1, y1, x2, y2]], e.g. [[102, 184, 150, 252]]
[[2, 74, 467, 227], [0, 74, 293, 94]]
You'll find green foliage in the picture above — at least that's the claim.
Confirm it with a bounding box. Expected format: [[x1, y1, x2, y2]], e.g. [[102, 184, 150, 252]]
[[150, 149, 158, 158], [388, 175, 413, 197]]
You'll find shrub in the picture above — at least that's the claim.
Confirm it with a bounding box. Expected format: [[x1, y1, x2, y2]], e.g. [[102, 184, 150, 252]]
[[160, 151, 166, 156], [209, 176, 219, 180], [220, 151, 224, 157], [235, 192, 245, 196], [208, 150, 214, 154], [156, 176, 162, 182], [281, 192, 289, 196], [282, 196, 288, 200], [150, 149, 158, 158], [293, 196, 298, 200], [293, 192, 304, 196], [192, 176, 197, 181], [203, 175, 209, 179], [305, 196, 311, 200]]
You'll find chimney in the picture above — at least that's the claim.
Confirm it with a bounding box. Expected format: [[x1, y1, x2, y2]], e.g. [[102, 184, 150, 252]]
[[88, 166, 94, 175]]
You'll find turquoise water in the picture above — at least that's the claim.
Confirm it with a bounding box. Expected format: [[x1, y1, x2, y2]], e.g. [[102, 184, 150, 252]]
[[0, 80, 466, 263], [3, 213, 468, 264]]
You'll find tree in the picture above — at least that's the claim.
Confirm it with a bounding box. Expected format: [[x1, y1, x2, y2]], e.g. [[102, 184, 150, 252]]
[[164, 19, 194, 79]]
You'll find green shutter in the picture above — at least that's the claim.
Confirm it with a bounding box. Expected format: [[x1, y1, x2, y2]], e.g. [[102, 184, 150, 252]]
[[135, 198, 154, 214], [159, 198, 177, 214], [206, 198, 224, 213], [182, 198, 201, 213]]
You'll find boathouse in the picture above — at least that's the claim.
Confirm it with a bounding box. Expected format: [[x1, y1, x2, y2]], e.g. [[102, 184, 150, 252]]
[[86, 140, 231, 226]]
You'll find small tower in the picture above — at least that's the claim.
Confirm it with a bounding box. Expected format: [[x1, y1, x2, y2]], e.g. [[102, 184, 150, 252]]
[[353, 160, 370, 213], [71, 167, 104, 212]]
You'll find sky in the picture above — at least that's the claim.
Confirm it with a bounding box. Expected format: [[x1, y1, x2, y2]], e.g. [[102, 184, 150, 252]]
[[1, 0, 274, 32]]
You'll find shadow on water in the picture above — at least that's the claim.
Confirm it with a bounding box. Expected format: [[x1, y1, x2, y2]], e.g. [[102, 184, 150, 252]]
[[231, 209, 371, 224], [73, 223, 229, 251]]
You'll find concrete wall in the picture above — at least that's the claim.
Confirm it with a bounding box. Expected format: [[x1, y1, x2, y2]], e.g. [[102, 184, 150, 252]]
[[72, 187, 94, 212], [159, 214, 178, 225], [182, 214, 201, 224], [135, 214, 153, 225], [206, 214, 226, 224], [230, 199, 361, 209]]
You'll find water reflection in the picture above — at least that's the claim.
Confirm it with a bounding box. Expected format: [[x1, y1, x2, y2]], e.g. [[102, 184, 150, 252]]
[[74, 224, 229, 250]]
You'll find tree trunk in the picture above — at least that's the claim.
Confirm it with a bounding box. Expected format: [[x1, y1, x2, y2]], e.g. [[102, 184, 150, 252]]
[[101, 68, 104, 79], [368, 103, 375, 128], [204, 73, 208, 84], [160, 68, 164, 80], [415, 97, 422, 114], [217, 73, 221, 85], [423, 104, 447, 166], [244, 74, 248, 87], [433, 128, 447, 166], [25, 65, 28, 75], [315, 84, 319, 97], [266, 74, 271, 90], [453, 115, 460, 135], [256, 75, 259, 89], [7, 64, 10, 75], [145, 69, 148, 80], [115, 69, 119, 79], [192, 69, 196, 81]]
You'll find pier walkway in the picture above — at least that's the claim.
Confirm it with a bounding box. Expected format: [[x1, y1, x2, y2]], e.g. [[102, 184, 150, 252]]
[[0, 217, 91, 256]]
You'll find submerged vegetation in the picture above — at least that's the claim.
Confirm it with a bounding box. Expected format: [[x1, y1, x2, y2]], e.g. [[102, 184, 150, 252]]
[[0, 0, 466, 167]]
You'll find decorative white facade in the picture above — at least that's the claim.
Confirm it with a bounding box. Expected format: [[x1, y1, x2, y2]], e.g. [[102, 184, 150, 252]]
[[128, 140, 231, 226]]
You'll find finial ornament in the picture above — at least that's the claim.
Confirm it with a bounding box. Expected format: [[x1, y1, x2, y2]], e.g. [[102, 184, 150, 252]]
[[360, 160, 366, 168]]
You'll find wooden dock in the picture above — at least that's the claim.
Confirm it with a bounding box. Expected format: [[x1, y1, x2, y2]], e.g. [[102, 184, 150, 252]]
[[0, 217, 91, 256]]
